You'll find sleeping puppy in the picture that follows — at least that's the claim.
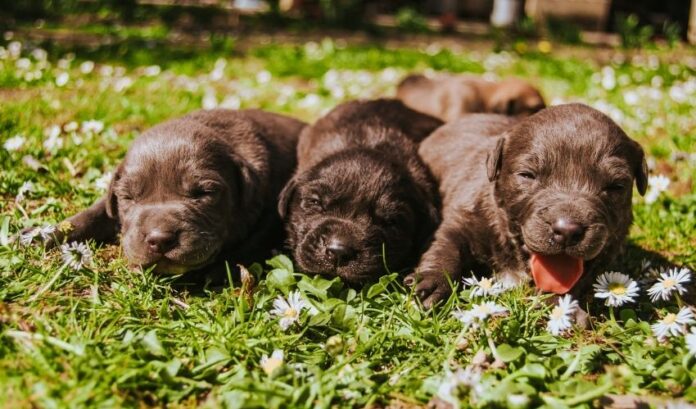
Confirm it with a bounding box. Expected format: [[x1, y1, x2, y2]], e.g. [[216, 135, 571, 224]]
[[46, 109, 306, 274], [278, 99, 443, 284], [396, 74, 546, 122], [406, 104, 648, 307]]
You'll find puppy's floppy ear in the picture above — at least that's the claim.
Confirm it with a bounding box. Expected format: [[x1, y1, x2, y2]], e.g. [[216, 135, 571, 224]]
[[229, 153, 263, 211], [277, 176, 298, 219], [105, 163, 123, 219], [630, 140, 649, 196], [486, 137, 505, 182]]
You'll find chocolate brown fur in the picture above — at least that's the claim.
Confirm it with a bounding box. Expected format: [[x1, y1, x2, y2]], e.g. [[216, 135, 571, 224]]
[[397, 74, 546, 122], [406, 104, 648, 307], [279, 99, 443, 283], [51, 109, 306, 275]]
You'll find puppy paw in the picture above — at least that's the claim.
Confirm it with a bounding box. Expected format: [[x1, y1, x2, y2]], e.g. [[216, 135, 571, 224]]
[[404, 270, 454, 309]]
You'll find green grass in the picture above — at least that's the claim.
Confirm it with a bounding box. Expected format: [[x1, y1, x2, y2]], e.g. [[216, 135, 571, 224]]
[[0, 31, 695, 408]]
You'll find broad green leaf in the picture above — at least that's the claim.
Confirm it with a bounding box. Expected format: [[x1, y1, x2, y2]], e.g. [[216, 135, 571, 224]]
[[496, 343, 524, 362], [266, 254, 294, 274]]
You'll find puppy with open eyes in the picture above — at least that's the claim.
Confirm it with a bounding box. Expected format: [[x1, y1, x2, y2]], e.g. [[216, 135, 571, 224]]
[[44, 109, 306, 275], [396, 74, 546, 122], [406, 104, 648, 307], [278, 99, 444, 284]]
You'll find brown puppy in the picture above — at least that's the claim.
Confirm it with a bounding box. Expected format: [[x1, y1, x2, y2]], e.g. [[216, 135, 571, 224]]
[[278, 99, 443, 284], [47, 109, 306, 274], [396, 74, 546, 122], [406, 104, 648, 307]]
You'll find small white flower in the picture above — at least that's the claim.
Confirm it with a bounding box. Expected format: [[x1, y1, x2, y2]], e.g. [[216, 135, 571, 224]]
[[270, 290, 309, 331], [452, 308, 477, 328], [94, 172, 113, 191], [593, 271, 640, 307], [453, 301, 508, 329], [38, 225, 56, 241], [437, 366, 482, 408], [685, 327, 696, 356], [651, 307, 695, 341], [3, 134, 25, 151], [55, 72, 69, 86], [299, 93, 321, 109], [219, 95, 241, 110], [63, 121, 78, 133], [463, 275, 504, 297], [143, 65, 161, 77], [113, 76, 133, 92], [15, 181, 33, 202], [647, 267, 691, 302], [43, 125, 63, 151], [79, 61, 95, 74], [260, 349, 284, 375], [81, 120, 104, 134], [547, 295, 579, 336], [60, 242, 93, 271], [19, 228, 40, 246], [470, 301, 507, 320], [645, 175, 670, 204], [256, 70, 272, 83], [202, 89, 217, 110]]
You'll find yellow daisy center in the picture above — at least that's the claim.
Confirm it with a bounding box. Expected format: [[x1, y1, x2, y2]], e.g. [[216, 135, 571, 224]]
[[662, 313, 677, 325], [261, 358, 283, 375], [283, 308, 298, 318], [480, 278, 493, 290], [662, 278, 676, 289], [608, 283, 626, 295], [550, 306, 565, 320]]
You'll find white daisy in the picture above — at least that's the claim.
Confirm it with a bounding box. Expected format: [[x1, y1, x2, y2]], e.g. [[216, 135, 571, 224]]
[[143, 65, 161, 77], [260, 349, 284, 375], [19, 228, 40, 246], [644, 175, 670, 204], [593, 271, 640, 307], [452, 308, 477, 328], [43, 125, 63, 151], [3, 134, 25, 151], [55, 72, 69, 87], [685, 327, 696, 356], [63, 121, 78, 133], [470, 301, 508, 320], [81, 120, 104, 134], [463, 275, 504, 297], [270, 290, 309, 331], [94, 172, 113, 191], [647, 267, 691, 302], [437, 365, 482, 409], [60, 242, 93, 271], [79, 60, 95, 74], [547, 295, 579, 336], [651, 307, 695, 341], [15, 181, 33, 202], [38, 225, 56, 241]]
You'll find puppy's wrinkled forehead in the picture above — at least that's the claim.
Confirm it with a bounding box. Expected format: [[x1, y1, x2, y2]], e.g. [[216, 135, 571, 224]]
[[508, 105, 635, 172], [121, 126, 227, 193], [309, 152, 410, 205]]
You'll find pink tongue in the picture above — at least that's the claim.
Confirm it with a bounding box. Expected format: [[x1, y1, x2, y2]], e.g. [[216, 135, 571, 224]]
[[530, 253, 584, 294]]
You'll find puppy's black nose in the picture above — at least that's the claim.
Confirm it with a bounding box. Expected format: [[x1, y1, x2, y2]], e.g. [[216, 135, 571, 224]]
[[325, 236, 356, 261], [551, 219, 585, 246], [145, 229, 177, 254]]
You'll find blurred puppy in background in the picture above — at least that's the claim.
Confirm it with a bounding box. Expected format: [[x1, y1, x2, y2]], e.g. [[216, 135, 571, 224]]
[[397, 74, 545, 122]]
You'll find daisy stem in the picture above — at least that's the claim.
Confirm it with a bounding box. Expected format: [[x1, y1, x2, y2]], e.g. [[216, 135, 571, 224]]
[[608, 306, 617, 324], [484, 327, 498, 359], [675, 293, 684, 309], [29, 264, 68, 302]]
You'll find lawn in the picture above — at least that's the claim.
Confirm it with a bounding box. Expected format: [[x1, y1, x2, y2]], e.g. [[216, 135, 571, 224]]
[[0, 27, 695, 408]]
